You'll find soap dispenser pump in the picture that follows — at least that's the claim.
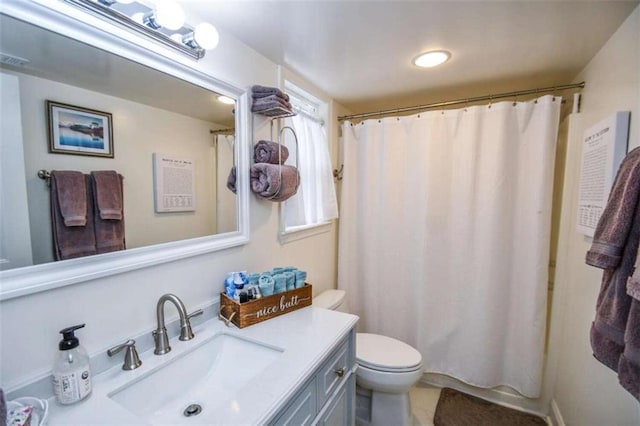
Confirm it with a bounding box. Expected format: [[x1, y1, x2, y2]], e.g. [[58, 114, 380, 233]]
[[52, 323, 92, 405]]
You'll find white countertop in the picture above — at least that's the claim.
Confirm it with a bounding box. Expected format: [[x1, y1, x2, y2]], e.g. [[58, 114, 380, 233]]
[[46, 306, 358, 425]]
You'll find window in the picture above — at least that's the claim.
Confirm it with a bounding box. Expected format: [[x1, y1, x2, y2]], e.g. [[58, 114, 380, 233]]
[[280, 82, 338, 241]]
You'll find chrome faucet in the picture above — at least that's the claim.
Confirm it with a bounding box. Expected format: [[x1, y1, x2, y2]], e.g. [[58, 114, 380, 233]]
[[152, 293, 203, 355]]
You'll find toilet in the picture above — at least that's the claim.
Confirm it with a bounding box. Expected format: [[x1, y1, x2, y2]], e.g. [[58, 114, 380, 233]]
[[313, 290, 423, 426]]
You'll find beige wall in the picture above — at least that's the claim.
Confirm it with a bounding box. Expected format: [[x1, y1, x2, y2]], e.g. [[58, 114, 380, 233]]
[[547, 6, 640, 425]]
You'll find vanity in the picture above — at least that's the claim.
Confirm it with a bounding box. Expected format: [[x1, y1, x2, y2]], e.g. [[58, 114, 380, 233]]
[[44, 307, 358, 425]]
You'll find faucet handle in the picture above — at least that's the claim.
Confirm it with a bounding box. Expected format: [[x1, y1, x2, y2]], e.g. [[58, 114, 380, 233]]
[[179, 309, 204, 341], [108, 339, 142, 370], [188, 309, 204, 320]]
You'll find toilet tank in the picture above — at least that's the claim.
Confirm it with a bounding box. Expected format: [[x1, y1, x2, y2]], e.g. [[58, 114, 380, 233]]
[[313, 289, 348, 313]]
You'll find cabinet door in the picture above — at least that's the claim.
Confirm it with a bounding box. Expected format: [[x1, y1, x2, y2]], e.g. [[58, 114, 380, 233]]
[[317, 374, 355, 426], [317, 340, 349, 408], [272, 378, 317, 426]]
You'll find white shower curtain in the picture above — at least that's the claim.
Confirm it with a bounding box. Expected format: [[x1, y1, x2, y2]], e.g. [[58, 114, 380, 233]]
[[338, 95, 561, 397]]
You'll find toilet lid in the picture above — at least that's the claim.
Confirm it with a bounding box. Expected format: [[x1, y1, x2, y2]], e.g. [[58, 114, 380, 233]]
[[356, 333, 422, 372]]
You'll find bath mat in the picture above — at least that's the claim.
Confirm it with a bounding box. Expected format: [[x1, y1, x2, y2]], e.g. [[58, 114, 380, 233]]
[[433, 387, 546, 426]]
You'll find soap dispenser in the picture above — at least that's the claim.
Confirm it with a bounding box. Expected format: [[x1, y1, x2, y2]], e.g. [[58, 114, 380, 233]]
[[52, 324, 92, 405]]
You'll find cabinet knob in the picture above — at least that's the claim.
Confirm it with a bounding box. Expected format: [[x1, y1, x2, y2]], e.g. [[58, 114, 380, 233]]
[[335, 367, 345, 377]]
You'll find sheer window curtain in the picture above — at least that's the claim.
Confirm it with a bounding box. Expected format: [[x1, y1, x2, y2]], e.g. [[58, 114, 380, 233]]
[[283, 113, 338, 228], [337, 95, 562, 397]]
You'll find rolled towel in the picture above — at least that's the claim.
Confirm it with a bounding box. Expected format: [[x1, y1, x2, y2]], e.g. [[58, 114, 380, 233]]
[[254, 140, 289, 164], [273, 273, 287, 293], [250, 163, 300, 202], [258, 274, 275, 296], [251, 85, 290, 101], [226, 166, 237, 194]]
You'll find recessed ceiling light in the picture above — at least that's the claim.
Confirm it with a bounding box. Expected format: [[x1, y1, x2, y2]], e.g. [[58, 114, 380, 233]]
[[413, 50, 451, 68], [218, 95, 235, 105]]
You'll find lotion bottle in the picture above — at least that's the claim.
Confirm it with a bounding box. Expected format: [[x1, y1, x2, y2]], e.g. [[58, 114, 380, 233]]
[[52, 324, 92, 405]]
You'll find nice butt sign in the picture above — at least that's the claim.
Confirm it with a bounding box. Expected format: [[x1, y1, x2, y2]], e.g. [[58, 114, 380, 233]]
[[254, 294, 303, 318], [219, 284, 312, 328]]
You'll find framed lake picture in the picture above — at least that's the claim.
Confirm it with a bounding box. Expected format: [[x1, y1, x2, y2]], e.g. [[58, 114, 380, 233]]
[[47, 101, 114, 158]]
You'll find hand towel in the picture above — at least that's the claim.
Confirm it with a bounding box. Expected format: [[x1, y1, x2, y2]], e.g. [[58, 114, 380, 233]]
[[90, 172, 126, 254], [586, 147, 640, 385], [586, 147, 640, 269], [251, 85, 290, 101], [226, 166, 237, 194], [254, 140, 290, 164], [250, 163, 300, 202], [51, 173, 97, 260], [51, 170, 87, 226], [91, 170, 123, 220]]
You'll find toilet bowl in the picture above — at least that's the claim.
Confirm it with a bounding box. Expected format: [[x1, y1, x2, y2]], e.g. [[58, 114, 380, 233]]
[[313, 290, 423, 426]]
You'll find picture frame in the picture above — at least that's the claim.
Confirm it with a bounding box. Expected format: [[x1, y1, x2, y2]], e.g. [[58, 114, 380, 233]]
[[47, 100, 114, 158]]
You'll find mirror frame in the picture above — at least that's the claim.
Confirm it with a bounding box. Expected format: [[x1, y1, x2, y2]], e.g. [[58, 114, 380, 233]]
[[0, 1, 251, 301]]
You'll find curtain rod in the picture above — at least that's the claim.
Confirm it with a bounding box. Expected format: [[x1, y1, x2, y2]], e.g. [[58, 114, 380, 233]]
[[210, 128, 235, 135], [338, 82, 585, 122]]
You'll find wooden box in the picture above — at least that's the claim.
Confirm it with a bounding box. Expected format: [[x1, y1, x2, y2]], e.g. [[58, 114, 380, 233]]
[[219, 284, 312, 328]]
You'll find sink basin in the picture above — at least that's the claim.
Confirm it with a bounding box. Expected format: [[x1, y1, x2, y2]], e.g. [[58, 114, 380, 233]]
[[108, 333, 283, 424]]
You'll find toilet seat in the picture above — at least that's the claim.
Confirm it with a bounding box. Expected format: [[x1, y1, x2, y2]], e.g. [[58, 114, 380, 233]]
[[356, 333, 422, 373]]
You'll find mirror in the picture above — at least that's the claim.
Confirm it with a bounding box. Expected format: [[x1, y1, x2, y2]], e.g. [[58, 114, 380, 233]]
[[0, 8, 250, 299]]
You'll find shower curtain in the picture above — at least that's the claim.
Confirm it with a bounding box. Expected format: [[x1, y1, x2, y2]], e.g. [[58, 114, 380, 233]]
[[338, 95, 561, 397]]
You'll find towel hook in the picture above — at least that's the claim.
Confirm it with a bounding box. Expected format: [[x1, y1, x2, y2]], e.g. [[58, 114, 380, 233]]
[[333, 164, 344, 181]]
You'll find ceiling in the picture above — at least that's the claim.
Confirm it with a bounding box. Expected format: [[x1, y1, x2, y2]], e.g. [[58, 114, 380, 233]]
[[187, 0, 639, 114]]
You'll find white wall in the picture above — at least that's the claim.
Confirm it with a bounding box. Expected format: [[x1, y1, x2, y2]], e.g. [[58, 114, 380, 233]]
[[0, 4, 342, 391], [547, 6, 640, 425]]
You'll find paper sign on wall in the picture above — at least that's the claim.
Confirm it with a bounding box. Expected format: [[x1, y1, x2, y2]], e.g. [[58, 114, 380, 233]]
[[153, 153, 196, 213], [576, 111, 630, 237]]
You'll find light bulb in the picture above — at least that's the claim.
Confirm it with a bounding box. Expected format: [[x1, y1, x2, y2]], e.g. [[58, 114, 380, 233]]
[[155, 0, 185, 31], [218, 96, 235, 105], [115, 0, 135, 4], [194, 23, 219, 50], [413, 50, 451, 68]]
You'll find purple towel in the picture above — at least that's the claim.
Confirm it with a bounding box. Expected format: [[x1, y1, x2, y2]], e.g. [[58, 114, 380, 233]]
[[91, 170, 123, 220], [227, 166, 237, 194], [250, 163, 299, 202], [253, 94, 292, 110], [51, 170, 87, 226], [254, 140, 289, 164], [251, 85, 290, 101], [618, 298, 640, 401], [51, 173, 97, 260], [251, 100, 293, 114], [90, 172, 126, 254], [586, 147, 640, 401]]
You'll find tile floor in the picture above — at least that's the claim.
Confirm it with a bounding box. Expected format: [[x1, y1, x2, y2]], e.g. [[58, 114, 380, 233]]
[[409, 383, 442, 426]]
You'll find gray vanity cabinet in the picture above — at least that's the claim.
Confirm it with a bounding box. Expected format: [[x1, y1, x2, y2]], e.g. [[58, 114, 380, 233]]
[[270, 329, 356, 426]]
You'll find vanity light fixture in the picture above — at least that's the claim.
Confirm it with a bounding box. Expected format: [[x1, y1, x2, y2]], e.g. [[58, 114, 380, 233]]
[[412, 50, 451, 68], [64, 0, 219, 60], [217, 95, 235, 105]]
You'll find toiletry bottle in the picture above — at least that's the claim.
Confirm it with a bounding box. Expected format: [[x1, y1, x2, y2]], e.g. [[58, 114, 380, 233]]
[[52, 324, 92, 405]]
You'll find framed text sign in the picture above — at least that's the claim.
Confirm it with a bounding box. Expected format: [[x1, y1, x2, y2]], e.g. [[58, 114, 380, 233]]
[[153, 153, 196, 213], [576, 111, 630, 237]]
